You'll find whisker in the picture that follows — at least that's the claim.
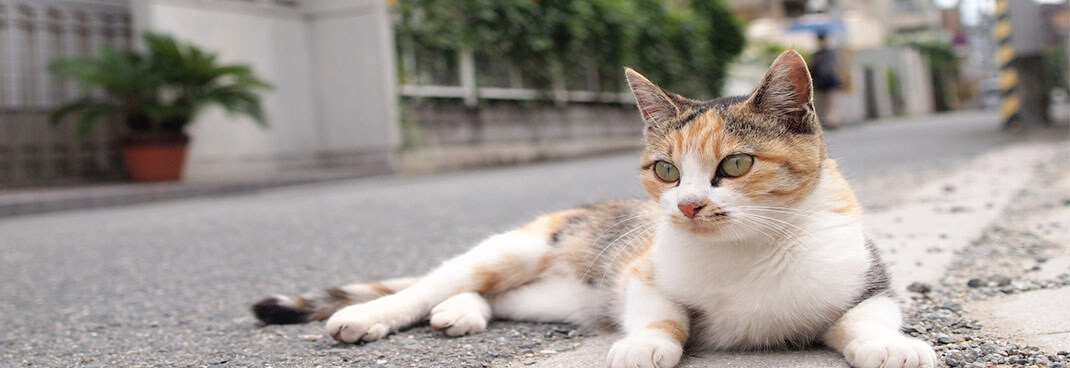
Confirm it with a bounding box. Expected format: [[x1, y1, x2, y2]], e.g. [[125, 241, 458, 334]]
[[596, 224, 656, 291], [579, 221, 653, 283], [736, 212, 817, 251]]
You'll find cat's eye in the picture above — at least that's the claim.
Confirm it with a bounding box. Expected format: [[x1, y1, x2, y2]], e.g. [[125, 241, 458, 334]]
[[653, 161, 680, 183], [718, 154, 754, 177]]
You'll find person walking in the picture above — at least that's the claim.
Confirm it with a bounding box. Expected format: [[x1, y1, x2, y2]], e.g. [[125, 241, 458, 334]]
[[809, 33, 843, 129]]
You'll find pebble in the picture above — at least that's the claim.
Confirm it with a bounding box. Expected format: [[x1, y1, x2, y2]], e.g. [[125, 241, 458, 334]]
[[907, 281, 932, 294], [936, 334, 955, 345], [992, 275, 1012, 287], [963, 348, 980, 361], [981, 342, 1000, 355], [945, 350, 967, 366], [966, 278, 985, 288]]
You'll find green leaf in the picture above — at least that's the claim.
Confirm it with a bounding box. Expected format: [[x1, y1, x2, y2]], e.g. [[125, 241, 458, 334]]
[[48, 30, 273, 136]]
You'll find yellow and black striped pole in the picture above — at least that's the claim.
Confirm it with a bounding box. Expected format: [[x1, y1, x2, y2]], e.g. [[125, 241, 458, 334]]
[[993, 0, 1021, 131]]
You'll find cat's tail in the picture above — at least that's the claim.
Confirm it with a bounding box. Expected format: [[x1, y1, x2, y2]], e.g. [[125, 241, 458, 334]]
[[251, 276, 420, 324]]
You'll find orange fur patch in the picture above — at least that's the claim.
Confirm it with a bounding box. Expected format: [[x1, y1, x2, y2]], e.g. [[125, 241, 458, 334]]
[[536, 253, 554, 274], [624, 246, 655, 283], [668, 113, 725, 158], [291, 295, 311, 309], [521, 209, 582, 240], [367, 282, 394, 295], [822, 160, 862, 215], [473, 253, 530, 294], [647, 319, 688, 345]]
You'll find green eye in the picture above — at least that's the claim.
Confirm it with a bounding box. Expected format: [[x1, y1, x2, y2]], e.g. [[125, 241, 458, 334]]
[[719, 154, 754, 177], [653, 161, 680, 182]]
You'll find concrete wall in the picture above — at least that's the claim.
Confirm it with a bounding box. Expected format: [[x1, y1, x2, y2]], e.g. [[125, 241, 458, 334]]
[[132, 0, 398, 180], [854, 47, 934, 118], [304, 0, 400, 167], [401, 99, 643, 172]]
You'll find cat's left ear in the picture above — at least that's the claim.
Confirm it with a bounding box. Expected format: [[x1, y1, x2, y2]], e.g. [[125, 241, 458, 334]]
[[748, 50, 816, 134]]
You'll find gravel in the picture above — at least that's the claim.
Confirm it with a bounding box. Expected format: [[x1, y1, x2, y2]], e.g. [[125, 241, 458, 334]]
[[901, 145, 1070, 368]]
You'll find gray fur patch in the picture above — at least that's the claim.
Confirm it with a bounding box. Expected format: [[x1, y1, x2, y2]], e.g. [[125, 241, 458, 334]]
[[855, 237, 893, 305]]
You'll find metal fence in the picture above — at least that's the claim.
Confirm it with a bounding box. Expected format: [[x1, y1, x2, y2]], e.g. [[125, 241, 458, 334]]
[[0, 0, 130, 187], [395, 36, 634, 107]]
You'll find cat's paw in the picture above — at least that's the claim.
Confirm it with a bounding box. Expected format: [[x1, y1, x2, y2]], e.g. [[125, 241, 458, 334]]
[[607, 335, 683, 368], [429, 292, 490, 337], [844, 336, 937, 368], [326, 301, 409, 343]]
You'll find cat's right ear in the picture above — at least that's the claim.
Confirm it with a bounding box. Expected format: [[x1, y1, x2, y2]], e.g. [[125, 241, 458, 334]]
[[625, 68, 680, 136]]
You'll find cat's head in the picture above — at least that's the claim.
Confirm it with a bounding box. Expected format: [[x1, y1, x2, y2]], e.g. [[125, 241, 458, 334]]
[[627, 50, 826, 237]]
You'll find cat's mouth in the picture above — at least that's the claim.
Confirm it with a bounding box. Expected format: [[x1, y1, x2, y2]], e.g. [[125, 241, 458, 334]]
[[670, 214, 729, 234]]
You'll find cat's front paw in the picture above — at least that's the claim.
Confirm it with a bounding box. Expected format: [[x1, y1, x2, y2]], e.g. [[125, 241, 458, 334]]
[[429, 292, 490, 337], [844, 336, 937, 368], [326, 301, 407, 343], [607, 335, 683, 368]]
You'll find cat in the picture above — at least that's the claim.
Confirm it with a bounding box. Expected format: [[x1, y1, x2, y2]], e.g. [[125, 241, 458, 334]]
[[251, 50, 937, 368]]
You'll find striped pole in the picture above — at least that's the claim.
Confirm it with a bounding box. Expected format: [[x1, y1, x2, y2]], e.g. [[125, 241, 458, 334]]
[[993, 0, 1021, 131]]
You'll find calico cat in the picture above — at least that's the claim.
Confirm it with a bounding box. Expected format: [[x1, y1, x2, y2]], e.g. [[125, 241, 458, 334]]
[[252, 50, 937, 368]]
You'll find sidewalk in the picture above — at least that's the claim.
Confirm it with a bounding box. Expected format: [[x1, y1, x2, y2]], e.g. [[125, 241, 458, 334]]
[[0, 168, 372, 218]]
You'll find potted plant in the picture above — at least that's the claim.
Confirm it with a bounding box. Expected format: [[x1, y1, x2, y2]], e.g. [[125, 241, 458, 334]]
[[49, 32, 271, 181]]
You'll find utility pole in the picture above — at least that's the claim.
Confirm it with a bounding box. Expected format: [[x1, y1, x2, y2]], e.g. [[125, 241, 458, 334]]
[[992, 0, 1050, 131]]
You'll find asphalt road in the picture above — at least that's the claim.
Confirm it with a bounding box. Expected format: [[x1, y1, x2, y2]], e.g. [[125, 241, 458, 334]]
[[0, 111, 1063, 367]]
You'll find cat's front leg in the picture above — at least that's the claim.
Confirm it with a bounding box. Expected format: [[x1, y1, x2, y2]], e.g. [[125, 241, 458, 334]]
[[607, 273, 689, 368], [823, 294, 937, 368]]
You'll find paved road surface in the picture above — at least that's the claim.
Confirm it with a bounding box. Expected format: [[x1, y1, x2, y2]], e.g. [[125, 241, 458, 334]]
[[0, 111, 1063, 367]]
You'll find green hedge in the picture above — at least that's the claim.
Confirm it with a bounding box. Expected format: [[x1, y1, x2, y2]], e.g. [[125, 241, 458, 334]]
[[395, 0, 745, 99]]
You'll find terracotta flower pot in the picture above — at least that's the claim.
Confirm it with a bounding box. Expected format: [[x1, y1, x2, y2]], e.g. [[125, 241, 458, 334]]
[[121, 134, 190, 182]]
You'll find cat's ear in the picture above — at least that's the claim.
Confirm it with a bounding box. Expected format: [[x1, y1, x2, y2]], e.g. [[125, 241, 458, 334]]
[[625, 68, 681, 136], [748, 50, 816, 133]]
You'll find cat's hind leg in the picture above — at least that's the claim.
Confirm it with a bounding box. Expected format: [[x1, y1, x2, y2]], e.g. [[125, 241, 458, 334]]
[[489, 275, 601, 325], [327, 213, 568, 343], [252, 276, 419, 324], [823, 294, 937, 368], [427, 275, 601, 337]]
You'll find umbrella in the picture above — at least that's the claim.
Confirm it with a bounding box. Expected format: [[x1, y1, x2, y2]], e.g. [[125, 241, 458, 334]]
[[785, 16, 846, 34]]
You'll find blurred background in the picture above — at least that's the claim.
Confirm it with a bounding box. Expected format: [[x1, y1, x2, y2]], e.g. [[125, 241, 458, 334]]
[[0, 0, 1066, 208], [1, 2, 1069, 367]]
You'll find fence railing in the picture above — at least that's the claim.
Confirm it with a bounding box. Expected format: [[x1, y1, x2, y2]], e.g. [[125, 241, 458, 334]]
[[0, 0, 130, 187], [396, 40, 634, 107]]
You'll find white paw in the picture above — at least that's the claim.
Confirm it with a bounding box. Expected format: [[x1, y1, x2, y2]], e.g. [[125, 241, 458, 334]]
[[607, 335, 683, 368], [844, 336, 938, 368], [430, 292, 491, 337], [326, 300, 410, 343]]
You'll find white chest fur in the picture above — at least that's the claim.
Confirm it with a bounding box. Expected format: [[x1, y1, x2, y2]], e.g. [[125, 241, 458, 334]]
[[651, 218, 870, 350]]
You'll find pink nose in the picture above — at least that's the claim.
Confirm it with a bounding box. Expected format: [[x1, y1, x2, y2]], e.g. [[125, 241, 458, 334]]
[[677, 201, 707, 219]]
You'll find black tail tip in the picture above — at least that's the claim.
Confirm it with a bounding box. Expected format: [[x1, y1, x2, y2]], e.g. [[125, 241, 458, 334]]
[[252, 296, 310, 325]]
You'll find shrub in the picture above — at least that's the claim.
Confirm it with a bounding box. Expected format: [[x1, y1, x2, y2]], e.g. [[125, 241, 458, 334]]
[[395, 0, 745, 98], [49, 32, 272, 137]]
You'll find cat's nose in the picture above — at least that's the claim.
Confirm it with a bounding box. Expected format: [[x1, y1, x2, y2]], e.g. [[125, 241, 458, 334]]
[[677, 201, 707, 219]]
